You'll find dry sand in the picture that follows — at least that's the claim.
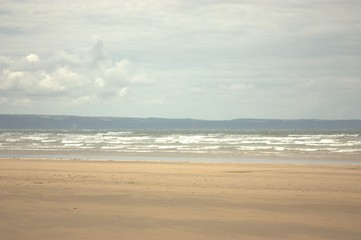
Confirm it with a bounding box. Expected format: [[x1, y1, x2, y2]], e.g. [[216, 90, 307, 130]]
[[1, 158, 360, 240]]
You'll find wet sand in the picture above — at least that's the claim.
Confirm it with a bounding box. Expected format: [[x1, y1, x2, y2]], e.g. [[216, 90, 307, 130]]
[[1, 158, 361, 240]]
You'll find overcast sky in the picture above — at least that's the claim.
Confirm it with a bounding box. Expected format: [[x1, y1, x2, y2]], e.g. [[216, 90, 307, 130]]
[[1, 0, 361, 120]]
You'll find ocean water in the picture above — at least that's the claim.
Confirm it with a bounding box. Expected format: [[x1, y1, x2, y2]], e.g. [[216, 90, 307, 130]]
[[0, 129, 360, 163]]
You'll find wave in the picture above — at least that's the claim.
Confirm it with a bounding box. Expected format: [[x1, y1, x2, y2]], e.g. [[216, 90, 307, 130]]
[[1, 130, 360, 157]]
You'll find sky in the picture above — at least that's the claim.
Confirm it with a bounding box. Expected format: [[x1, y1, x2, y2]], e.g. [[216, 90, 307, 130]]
[[0, 0, 361, 120]]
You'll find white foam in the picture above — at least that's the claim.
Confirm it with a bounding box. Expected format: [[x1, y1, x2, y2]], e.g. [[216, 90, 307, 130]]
[[274, 147, 285, 151], [101, 145, 126, 150], [61, 140, 83, 144], [5, 138, 19, 142], [302, 148, 318, 152], [1, 130, 360, 158], [41, 139, 58, 143], [334, 149, 361, 153], [21, 135, 49, 141], [238, 146, 273, 151], [200, 146, 221, 150], [64, 143, 83, 147], [103, 131, 133, 136]]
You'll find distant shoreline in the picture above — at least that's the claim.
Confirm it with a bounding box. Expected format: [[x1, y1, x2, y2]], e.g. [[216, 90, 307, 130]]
[[1, 114, 361, 129]]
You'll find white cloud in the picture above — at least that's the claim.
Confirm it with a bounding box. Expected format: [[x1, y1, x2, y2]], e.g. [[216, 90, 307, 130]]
[[104, 60, 131, 82], [118, 87, 128, 97], [25, 54, 39, 63], [95, 77, 105, 87], [0, 39, 149, 104], [71, 95, 93, 105], [38, 72, 66, 92]]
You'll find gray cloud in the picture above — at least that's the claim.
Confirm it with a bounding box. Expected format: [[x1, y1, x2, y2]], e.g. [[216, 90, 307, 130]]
[[0, 26, 25, 35], [0, 0, 360, 119]]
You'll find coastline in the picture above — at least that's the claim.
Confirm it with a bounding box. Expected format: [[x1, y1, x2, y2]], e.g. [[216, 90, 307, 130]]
[[1, 158, 361, 239], [1, 149, 361, 165]]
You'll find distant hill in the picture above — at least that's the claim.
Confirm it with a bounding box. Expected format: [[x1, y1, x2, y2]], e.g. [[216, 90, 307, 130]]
[[0, 114, 361, 130]]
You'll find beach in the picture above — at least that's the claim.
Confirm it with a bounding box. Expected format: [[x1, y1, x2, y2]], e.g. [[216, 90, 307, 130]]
[[1, 158, 361, 240]]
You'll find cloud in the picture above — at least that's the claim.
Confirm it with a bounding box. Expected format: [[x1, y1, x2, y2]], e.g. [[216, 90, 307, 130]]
[[0, 39, 149, 104], [25, 54, 39, 63], [0, 0, 360, 119], [117, 87, 128, 97], [0, 26, 24, 36]]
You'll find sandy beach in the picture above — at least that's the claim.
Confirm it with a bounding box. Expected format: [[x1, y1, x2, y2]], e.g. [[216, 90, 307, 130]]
[[1, 158, 360, 240]]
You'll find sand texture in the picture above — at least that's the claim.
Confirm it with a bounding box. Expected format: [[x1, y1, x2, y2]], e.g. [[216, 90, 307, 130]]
[[1, 158, 361, 240]]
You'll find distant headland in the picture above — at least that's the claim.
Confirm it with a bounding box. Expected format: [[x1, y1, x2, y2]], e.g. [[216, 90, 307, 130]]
[[0, 114, 361, 130]]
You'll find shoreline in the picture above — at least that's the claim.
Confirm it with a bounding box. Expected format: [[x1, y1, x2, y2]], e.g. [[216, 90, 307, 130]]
[[1, 158, 361, 239], [1, 150, 361, 165], [2, 157, 360, 167]]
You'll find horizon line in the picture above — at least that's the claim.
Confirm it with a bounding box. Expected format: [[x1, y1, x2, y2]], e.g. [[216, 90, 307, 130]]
[[1, 113, 361, 122]]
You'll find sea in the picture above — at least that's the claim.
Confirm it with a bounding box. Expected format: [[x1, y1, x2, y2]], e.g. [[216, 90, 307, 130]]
[[1, 129, 360, 164]]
